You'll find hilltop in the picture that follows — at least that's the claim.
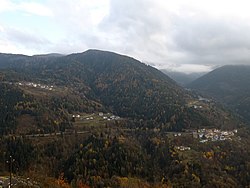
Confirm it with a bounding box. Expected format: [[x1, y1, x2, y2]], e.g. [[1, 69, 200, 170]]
[[161, 70, 205, 86], [0, 50, 249, 187], [0, 50, 242, 133], [188, 65, 250, 122]]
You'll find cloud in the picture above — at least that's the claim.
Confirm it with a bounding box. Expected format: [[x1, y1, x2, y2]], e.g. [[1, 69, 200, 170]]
[[0, 0, 14, 13], [172, 12, 250, 65], [0, 25, 51, 55], [47, 0, 109, 31], [18, 2, 53, 17], [0, 0, 52, 17], [95, 0, 176, 61], [2, 0, 250, 73], [158, 63, 213, 74], [93, 0, 250, 72], [6, 27, 50, 47], [40, 0, 110, 54]]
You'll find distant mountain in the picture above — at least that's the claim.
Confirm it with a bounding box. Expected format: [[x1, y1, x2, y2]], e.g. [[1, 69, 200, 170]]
[[188, 65, 250, 122], [32, 53, 65, 58], [0, 50, 250, 187], [0, 50, 242, 134], [161, 70, 205, 86]]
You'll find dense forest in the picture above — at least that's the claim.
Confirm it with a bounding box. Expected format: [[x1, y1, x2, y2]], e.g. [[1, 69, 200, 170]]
[[189, 65, 250, 123], [0, 127, 249, 187], [0, 50, 249, 187], [0, 50, 241, 131]]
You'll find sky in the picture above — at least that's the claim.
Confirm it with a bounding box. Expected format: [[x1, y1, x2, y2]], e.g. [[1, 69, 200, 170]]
[[1, 0, 250, 73]]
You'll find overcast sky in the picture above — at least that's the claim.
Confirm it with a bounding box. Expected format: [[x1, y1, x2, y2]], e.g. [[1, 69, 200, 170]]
[[1, 0, 250, 73]]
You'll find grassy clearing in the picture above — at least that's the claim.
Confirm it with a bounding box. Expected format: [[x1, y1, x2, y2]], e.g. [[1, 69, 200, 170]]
[[72, 113, 118, 130]]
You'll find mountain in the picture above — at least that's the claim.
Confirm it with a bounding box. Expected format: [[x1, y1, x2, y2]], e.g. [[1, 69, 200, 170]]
[[0, 50, 249, 187], [32, 53, 64, 58], [0, 50, 184, 122], [0, 50, 241, 132], [188, 65, 250, 122], [161, 70, 205, 86]]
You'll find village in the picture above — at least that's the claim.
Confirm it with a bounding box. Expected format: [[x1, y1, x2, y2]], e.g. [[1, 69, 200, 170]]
[[16, 81, 54, 91], [173, 128, 239, 142], [193, 128, 238, 143], [72, 112, 121, 122], [172, 128, 239, 151], [186, 95, 213, 110]]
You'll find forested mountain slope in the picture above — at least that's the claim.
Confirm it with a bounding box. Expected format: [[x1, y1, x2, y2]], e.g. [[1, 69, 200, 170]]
[[161, 69, 205, 86], [0, 51, 249, 187], [188, 65, 250, 122], [0, 50, 241, 133]]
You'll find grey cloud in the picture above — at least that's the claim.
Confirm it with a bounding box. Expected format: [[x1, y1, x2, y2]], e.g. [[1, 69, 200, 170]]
[[97, 0, 175, 63], [170, 13, 250, 65], [4, 27, 51, 50], [10, 0, 250, 72], [45, 0, 177, 63], [97, 0, 250, 70]]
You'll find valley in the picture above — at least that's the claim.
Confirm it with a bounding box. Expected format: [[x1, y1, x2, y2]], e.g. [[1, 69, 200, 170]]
[[188, 65, 250, 124], [0, 51, 249, 187]]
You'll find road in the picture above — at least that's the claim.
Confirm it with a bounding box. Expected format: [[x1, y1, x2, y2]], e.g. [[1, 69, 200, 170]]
[[24, 131, 89, 138], [0, 177, 17, 188], [0, 176, 41, 188], [3, 131, 89, 139]]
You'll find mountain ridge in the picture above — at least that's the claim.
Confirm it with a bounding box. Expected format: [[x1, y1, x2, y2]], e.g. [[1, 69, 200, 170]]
[[0, 50, 249, 187], [188, 65, 250, 122], [161, 69, 206, 86], [0, 50, 241, 132]]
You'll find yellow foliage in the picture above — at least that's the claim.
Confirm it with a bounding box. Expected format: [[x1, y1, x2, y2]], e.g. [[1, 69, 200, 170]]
[[114, 176, 151, 187], [53, 120, 59, 125], [151, 137, 161, 146], [204, 151, 214, 159], [192, 173, 200, 183], [224, 165, 235, 171], [56, 173, 70, 188], [104, 140, 109, 148], [77, 180, 90, 188]]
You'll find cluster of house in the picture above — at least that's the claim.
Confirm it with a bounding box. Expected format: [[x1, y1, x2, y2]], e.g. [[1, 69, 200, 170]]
[[72, 113, 120, 121], [174, 146, 191, 151], [98, 112, 120, 121], [193, 128, 238, 143], [72, 114, 95, 120], [193, 105, 203, 109], [17, 82, 54, 91], [173, 133, 182, 137], [189, 96, 212, 109]]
